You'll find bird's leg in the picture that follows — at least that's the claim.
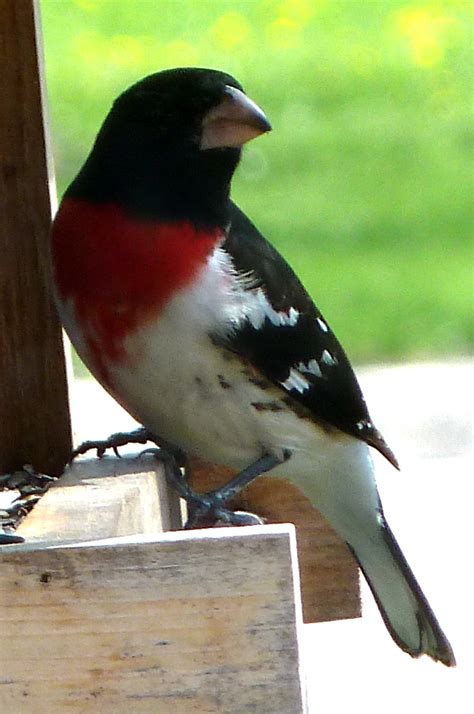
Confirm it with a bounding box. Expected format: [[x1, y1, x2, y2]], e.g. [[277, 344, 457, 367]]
[[183, 451, 291, 529], [134, 448, 262, 527], [141, 449, 287, 528], [71, 427, 194, 503]]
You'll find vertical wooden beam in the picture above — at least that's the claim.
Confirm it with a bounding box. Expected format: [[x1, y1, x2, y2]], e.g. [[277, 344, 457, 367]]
[[0, 0, 71, 475]]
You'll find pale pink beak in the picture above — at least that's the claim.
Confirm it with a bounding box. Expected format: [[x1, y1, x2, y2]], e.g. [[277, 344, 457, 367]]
[[201, 85, 271, 150]]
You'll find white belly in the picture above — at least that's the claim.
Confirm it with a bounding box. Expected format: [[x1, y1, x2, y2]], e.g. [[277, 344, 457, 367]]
[[107, 311, 302, 468]]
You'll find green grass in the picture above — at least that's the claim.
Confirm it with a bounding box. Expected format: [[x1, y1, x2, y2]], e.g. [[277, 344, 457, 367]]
[[40, 0, 473, 372]]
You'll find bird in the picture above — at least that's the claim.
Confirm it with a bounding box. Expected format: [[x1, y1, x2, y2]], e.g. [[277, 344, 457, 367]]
[[50, 67, 455, 666]]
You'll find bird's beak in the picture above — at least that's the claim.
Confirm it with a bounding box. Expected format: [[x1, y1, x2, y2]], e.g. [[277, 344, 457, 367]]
[[201, 85, 271, 150]]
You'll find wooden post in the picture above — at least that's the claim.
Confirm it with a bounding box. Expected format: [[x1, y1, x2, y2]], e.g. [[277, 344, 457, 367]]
[[0, 0, 72, 475]]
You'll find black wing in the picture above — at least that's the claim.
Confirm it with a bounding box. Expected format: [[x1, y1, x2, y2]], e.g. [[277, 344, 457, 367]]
[[219, 202, 398, 468]]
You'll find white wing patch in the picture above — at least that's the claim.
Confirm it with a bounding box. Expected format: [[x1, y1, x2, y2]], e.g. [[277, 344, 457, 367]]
[[280, 367, 311, 394], [246, 288, 300, 330], [199, 248, 342, 400], [280, 357, 325, 394], [203, 248, 300, 336], [321, 349, 338, 366], [296, 358, 323, 379]]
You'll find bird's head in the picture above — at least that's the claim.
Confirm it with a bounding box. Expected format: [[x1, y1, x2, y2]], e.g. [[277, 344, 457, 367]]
[[69, 68, 271, 226], [113, 67, 271, 152]]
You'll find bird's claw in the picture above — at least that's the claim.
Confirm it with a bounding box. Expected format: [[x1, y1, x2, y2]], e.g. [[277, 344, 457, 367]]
[[0, 532, 25, 545], [183, 487, 263, 529], [71, 427, 153, 461], [185, 503, 264, 529]]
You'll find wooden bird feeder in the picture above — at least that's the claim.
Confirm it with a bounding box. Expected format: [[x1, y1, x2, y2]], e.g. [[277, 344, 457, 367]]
[[0, 2, 361, 711]]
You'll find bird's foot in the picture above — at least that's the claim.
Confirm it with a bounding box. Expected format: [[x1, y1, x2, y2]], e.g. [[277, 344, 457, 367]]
[[177, 452, 288, 529], [141, 447, 264, 528], [71, 428, 187, 469]]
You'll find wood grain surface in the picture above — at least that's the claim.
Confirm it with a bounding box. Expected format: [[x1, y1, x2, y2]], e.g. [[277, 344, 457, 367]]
[[16, 456, 183, 543], [0, 525, 306, 713]]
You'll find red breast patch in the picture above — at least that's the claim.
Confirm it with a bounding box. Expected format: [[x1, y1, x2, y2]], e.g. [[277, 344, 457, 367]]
[[52, 198, 221, 379]]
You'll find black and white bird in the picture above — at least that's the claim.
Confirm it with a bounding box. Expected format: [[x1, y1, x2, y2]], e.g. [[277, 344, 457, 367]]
[[51, 67, 455, 666]]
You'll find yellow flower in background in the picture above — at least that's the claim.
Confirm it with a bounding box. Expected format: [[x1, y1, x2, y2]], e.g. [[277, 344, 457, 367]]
[[74, 31, 147, 72], [74, 0, 98, 11], [73, 30, 105, 68], [276, 0, 319, 24], [267, 16, 301, 49], [107, 35, 145, 69], [265, 0, 322, 50], [395, 6, 462, 68], [211, 12, 252, 50]]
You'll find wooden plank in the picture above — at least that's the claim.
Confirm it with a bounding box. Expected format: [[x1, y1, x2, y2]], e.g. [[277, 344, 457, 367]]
[[190, 458, 361, 624], [0, 0, 71, 476], [0, 526, 306, 713], [16, 455, 183, 544]]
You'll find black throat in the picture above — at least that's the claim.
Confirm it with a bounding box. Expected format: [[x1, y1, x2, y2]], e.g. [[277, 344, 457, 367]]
[[66, 117, 242, 229]]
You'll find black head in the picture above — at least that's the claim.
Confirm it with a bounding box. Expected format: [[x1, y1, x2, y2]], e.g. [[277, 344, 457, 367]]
[[67, 67, 271, 227]]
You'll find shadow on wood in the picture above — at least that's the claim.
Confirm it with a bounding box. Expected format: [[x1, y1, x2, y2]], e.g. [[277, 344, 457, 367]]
[[190, 458, 361, 624]]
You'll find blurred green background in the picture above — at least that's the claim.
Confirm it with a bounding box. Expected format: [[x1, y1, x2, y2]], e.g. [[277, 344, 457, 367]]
[[41, 0, 473, 371]]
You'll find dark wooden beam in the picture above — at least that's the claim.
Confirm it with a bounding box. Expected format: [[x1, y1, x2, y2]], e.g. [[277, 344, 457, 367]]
[[0, 0, 71, 475]]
